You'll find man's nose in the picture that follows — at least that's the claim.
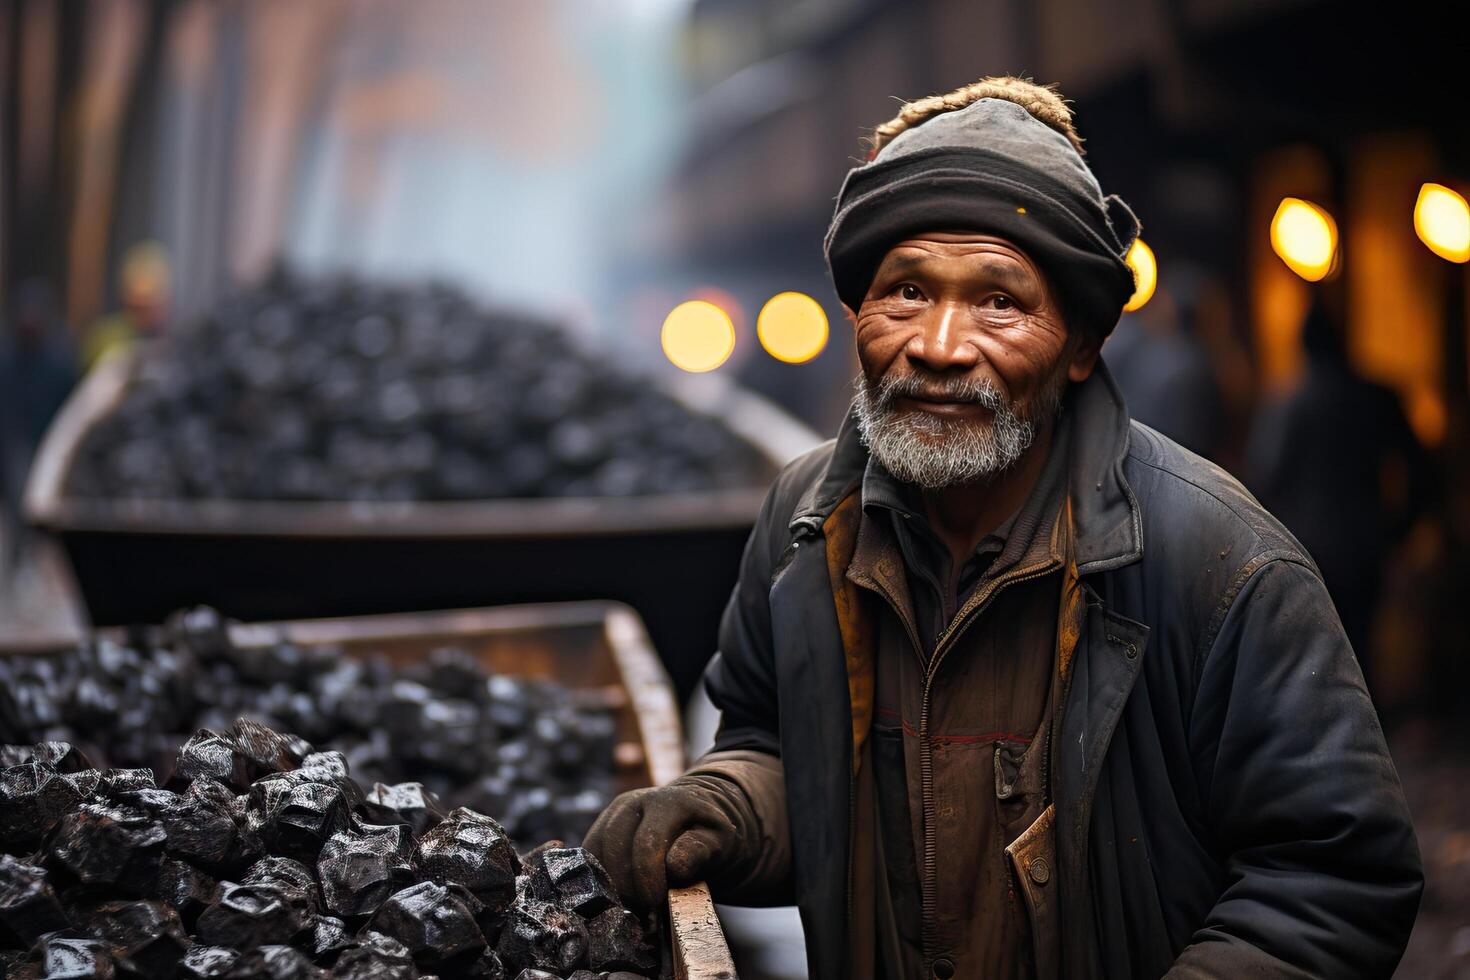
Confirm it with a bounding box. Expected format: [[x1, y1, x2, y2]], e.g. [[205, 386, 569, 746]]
[[905, 301, 979, 373]]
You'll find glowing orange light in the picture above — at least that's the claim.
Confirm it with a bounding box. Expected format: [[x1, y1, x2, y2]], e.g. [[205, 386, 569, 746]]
[[1271, 198, 1338, 282], [1122, 238, 1157, 312], [1414, 182, 1470, 263], [757, 292, 829, 364], [688, 286, 746, 338], [661, 300, 735, 372]]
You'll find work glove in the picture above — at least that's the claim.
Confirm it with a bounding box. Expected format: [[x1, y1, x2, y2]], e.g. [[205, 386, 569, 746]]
[[583, 772, 756, 911]]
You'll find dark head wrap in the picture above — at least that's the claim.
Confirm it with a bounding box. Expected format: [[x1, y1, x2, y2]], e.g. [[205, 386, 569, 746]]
[[824, 97, 1140, 339]]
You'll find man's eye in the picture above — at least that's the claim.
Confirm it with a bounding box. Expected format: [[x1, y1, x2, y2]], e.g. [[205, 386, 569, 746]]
[[989, 294, 1014, 310], [897, 284, 923, 301]]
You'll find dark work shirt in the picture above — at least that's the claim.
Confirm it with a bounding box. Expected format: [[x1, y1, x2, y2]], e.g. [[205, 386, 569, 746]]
[[853, 417, 1074, 980], [860, 459, 1021, 655]]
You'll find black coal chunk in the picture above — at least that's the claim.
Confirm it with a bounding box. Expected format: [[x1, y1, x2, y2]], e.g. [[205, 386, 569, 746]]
[[194, 882, 308, 949], [228, 720, 309, 781], [13, 934, 115, 979], [331, 931, 417, 980], [216, 945, 325, 980], [465, 948, 509, 980], [243, 781, 349, 861], [166, 606, 232, 661], [77, 899, 189, 978], [585, 907, 656, 974], [162, 794, 238, 870], [415, 808, 520, 915], [64, 770, 103, 799], [179, 945, 239, 979], [98, 769, 158, 798], [171, 731, 253, 792], [316, 831, 401, 918], [150, 857, 221, 926], [239, 857, 319, 916], [27, 742, 94, 774], [540, 847, 617, 917], [362, 782, 446, 838], [0, 854, 70, 946], [1, 763, 83, 851], [253, 754, 362, 813], [369, 880, 486, 965], [352, 822, 416, 877], [112, 786, 182, 817], [493, 897, 588, 975], [48, 802, 167, 890], [305, 915, 351, 963], [510, 970, 560, 980]]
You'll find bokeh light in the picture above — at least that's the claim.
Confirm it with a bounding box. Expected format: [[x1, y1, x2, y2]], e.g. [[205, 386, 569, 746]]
[[757, 291, 828, 364], [661, 300, 736, 372], [1414, 182, 1470, 263], [688, 286, 746, 335], [1122, 238, 1157, 312], [1270, 197, 1338, 282]]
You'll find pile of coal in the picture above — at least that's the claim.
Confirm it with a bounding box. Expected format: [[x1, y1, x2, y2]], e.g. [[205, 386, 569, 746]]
[[66, 268, 767, 502], [0, 723, 660, 979], [0, 607, 619, 847]]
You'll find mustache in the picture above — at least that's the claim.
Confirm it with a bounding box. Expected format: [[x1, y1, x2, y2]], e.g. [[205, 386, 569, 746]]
[[861, 372, 1006, 409]]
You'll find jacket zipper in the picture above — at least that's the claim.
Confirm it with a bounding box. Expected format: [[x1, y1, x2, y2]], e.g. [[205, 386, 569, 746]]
[[915, 557, 1059, 958], [855, 552, 1060, 958]]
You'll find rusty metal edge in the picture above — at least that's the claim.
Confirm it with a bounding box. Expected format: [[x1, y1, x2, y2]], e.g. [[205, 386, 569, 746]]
[[601, 607, 740, 977], [226, 600, 624, 650], [669, 882, 738, 980], [602, 603, 685, 789], [23, 347, 135, 526]]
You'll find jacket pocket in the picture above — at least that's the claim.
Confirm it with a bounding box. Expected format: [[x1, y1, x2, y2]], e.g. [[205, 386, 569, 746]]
[[1006, 803, 1059, 980]]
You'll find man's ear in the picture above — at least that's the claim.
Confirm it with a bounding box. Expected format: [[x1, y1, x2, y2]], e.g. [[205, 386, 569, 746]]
[[1067, 329, 1103, 383], [841, 302, 858, 328]]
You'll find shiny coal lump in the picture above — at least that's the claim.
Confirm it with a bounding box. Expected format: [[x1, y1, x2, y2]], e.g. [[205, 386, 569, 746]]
[[0, 607, 620, 847], [0, 722, 657, 978]]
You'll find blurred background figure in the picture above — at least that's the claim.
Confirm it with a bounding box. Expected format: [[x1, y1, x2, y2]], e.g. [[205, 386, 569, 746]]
[[80, 240, 171, 370], [2, 279, 75, 452], [1246, 297, 1433, 689], [0, 279, 76, 556], [1105, 269, 1227, 461]]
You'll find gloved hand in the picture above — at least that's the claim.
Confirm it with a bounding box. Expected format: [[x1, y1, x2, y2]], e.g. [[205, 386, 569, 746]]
[[583, 773, 753, 911]]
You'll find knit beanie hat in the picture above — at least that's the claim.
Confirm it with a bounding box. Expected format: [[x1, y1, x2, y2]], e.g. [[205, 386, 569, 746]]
[[824, 97, 1140, 339]]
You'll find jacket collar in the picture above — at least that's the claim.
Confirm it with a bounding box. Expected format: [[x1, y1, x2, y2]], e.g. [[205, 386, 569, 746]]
[[788, 359, 1142, 575]]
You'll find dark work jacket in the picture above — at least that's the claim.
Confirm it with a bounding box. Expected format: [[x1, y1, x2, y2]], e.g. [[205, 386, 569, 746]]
[[702, 363, 1423, 980]]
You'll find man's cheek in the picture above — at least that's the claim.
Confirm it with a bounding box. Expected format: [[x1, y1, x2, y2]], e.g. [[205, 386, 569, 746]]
[[855, 325, 904, 378]]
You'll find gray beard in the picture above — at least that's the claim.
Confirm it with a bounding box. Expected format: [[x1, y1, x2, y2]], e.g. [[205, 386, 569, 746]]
[[852, 370, 1065, 489]]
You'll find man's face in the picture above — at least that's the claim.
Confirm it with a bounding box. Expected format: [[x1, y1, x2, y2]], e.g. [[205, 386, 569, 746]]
[[850, 232, 1098, 488]]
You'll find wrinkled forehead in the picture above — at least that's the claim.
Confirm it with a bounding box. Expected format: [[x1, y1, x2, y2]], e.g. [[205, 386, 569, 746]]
[[875, 231, 1051, 292]]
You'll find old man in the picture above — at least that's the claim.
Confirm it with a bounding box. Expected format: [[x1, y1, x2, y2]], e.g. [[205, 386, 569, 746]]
[[588, 77, 1421, 980]]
